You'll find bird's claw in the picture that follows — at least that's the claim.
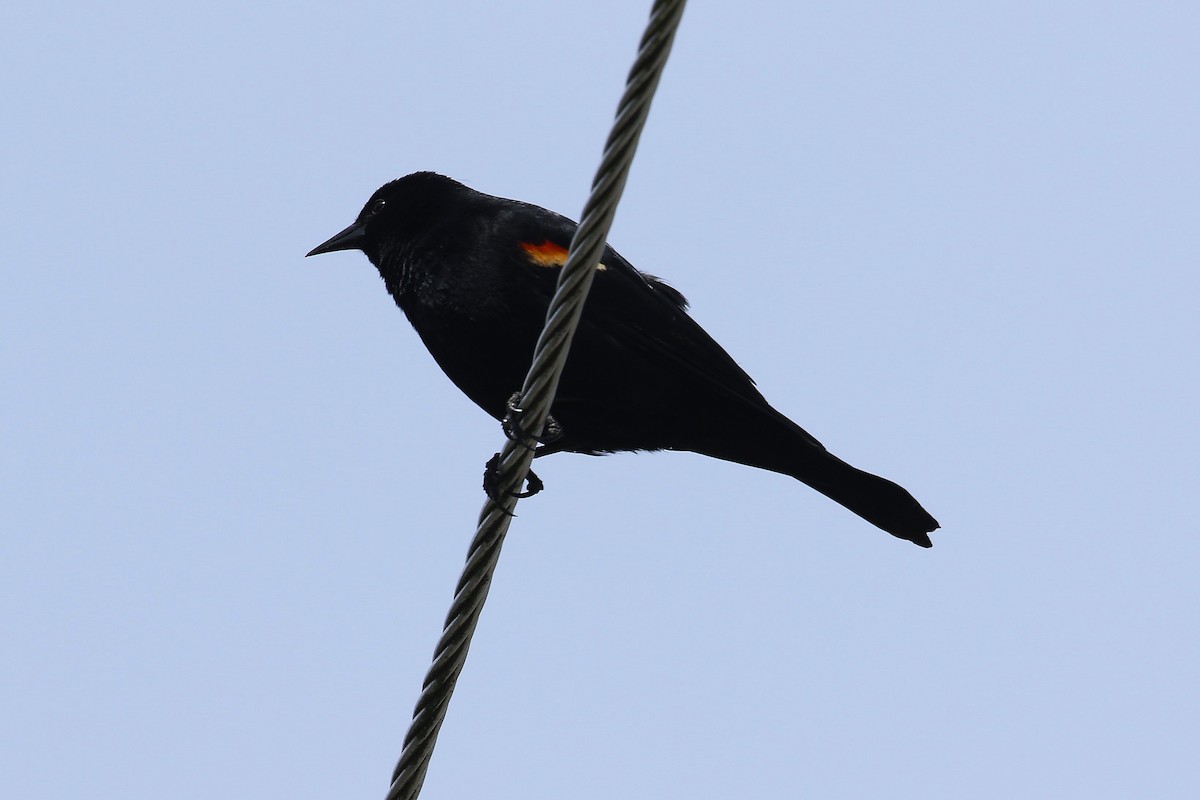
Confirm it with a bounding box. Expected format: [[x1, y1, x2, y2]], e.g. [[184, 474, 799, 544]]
[[502, 392, 563, 451], [483, 452, 545, 508]]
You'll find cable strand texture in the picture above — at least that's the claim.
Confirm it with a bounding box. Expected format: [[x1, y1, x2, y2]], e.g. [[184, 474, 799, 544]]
[[384, 2, 687, 798]]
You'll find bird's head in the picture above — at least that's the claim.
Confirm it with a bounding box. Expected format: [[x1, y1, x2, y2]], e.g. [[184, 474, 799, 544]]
[[306, 171, 468, 262]]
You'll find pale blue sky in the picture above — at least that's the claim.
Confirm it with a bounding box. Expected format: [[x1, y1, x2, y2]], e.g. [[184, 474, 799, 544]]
[[3, 2, 1198, 798]]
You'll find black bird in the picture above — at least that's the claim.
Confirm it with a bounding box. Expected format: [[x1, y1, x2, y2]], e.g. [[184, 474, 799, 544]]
[[307, 172, 938, 547]]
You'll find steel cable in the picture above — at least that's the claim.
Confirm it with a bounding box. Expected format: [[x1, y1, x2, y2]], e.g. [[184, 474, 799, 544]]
[[384, 2, 687, 798]]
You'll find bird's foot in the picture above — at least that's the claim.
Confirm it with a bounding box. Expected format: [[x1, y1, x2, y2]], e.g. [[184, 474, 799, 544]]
[[502, 392, 563, 451], [483, 452, 545, 507]]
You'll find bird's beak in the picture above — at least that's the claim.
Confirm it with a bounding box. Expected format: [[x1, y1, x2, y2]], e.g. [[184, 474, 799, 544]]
[[306, 222, 367, 257]]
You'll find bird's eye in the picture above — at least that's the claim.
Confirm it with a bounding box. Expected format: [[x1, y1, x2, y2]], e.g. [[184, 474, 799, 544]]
[[369, 198, 387, 216]]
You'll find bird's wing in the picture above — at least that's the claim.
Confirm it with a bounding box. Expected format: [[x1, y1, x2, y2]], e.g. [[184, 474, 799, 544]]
[[498, 204, 774, 412]]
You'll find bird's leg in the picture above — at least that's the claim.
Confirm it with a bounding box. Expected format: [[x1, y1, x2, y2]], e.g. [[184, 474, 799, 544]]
[[483, 393, 560, 504], [483, 452, 545, 506], [502, 391, 563, 451]]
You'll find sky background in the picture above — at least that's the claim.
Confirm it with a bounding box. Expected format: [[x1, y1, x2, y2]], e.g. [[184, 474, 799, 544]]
[[3, 2, 1198, 798]]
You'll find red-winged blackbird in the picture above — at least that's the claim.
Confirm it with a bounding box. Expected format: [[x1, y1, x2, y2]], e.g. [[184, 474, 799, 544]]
[[307, 172, 939, 547]]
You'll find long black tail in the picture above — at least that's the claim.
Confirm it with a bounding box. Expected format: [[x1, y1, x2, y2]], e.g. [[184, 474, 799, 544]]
[[788, 452, 938, 547], [693, 410, 939, 547]]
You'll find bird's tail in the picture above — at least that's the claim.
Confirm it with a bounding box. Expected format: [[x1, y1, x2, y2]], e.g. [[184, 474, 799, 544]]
[[787, 451, 939, 547], [695, 410, 939, 547]]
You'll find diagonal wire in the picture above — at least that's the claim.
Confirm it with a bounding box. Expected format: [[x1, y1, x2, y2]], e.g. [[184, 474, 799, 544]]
[[383, 1, 687, 798]]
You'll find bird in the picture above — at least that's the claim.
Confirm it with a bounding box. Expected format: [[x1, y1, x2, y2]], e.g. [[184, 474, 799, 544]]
[[307, 172, 939, 547]]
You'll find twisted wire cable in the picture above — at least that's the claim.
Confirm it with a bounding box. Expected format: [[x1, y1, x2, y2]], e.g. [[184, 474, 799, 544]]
[[384, 1, 687, 798]]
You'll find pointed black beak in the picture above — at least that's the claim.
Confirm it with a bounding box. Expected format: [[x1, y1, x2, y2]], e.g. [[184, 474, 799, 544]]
[[306, 221, 367, 257]]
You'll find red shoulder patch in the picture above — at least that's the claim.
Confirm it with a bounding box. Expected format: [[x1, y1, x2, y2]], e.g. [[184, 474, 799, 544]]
[[519, 239, 569, 268]]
